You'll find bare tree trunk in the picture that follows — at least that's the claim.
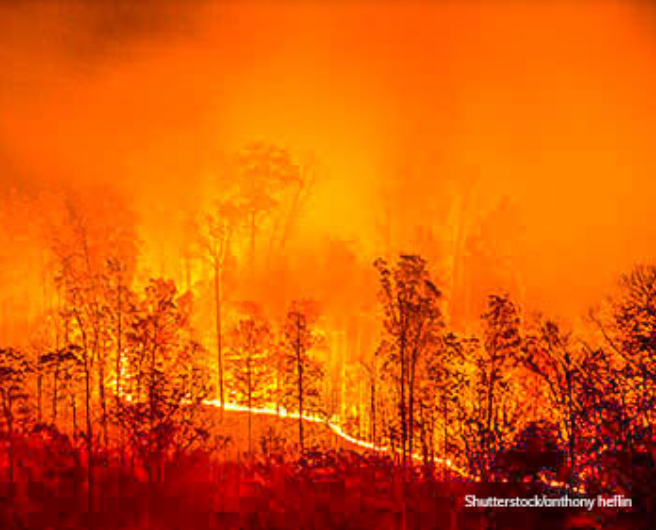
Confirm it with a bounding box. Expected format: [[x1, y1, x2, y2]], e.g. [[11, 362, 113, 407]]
[[296, 316, 304, 455], [565, 355, 576, 488], [370, 378, 376, 445], [443, 399, 449, 480], [408, 355, 417, 459], [71, 394, 77, 436], [483, 358, 498, 480], [115, 273, 124, 462], [214, 264, 224, 415], [37, 373, 43, 423], [419, 400, 428, 467], [276, 351, 282, 416], [84, 362, 94, 517], [115, 271, 123, 403], [52, 365, 59, 424], [99, 354, 108, 450], [247, 357, 253, 455], [400, 334, 407, 465]]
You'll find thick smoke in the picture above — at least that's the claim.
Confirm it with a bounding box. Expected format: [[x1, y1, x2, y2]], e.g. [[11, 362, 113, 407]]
[[1, 0, 656, 323]]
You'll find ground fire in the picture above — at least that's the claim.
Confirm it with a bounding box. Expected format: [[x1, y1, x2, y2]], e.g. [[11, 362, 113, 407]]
[[1, 1, 655, 529]]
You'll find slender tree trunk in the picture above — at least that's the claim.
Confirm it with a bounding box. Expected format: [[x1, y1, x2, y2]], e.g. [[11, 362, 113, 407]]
[[484, 359, 497, 479], [116, 274, 123, 402], [565, 358, 576, 487], [408, 355, 417, 459], [276, 351, 282, 416], [116, 275, 124, 463], [71, 394, 77, 436], [99, 355, 108, 450], [248, 393, 253, 456], [37, 373, 43, 423], [214, 264, 224, 415], [370, 378, 376, 445], [400, 334, 407, 465], [419, 400, 428, 466], [296, 317, 304, 454], [52, 366, 59, 424], [443, 399, 449, 480], [247, 357, 253, 455], [297, 356, 304, 454], [84, 362, 94, 517]]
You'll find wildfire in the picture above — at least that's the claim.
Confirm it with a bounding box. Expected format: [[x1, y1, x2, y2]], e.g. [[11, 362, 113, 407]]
[[203, 398, 584, 493], [202, 398, 473, 479]]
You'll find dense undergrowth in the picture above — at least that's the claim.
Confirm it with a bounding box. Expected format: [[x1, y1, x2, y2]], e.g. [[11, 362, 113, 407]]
[[0, 426, 651, 530]]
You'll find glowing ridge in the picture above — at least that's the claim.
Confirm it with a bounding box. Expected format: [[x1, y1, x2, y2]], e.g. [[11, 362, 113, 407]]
[[202, 399, 585, 493], [203, 399, 473, 479]]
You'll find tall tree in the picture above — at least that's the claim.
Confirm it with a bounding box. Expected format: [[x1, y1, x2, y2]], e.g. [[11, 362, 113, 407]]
[[375, 254, 443, 464], [38, 344, 82, 427], [226, 303, 273, 454], [587, 263, 656, 482], [232, 142, 302, 276], [281, 300, 324, 454], [42, 185, 138, 514], [361, 349, 381, 446], [608, 265, 656, 440], [523, 319, 584, 485], [121, 279, 211, 485], [478, 294, 522, 478], [195, 202, 239, 413], [0, 348, 31, 491], [421, 332, 468, 473]]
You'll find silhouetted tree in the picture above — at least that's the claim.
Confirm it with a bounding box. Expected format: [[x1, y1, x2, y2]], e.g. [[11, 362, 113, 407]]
[[607, 265, 656, 442], [523, 319, 583, 486], [281, 300, 324, 454], [121, 279, 211, 486], [195, 202, 239, 413], [421, 332, 468, 474], [233, 142, 302, 275], [0, 348, 32, 489], [375, 254, 443, 464], [458, 294, 522, 479], [361, 350, 380, 446], [39, 345, 82, 428], [44, 186, 138, 515], [226, 303, 274, 453]]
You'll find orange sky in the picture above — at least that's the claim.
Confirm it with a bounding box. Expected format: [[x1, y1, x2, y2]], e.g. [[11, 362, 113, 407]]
[[1, 0, 656, 319]]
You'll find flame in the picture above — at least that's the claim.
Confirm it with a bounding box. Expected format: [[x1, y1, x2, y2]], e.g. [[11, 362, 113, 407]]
[[202, 400, 586, 494], [203, 398, 473, 479]]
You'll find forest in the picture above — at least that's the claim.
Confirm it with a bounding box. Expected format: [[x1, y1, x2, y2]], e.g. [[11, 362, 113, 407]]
[[0, 143, 654, 529], [2, 1, 656, 529]]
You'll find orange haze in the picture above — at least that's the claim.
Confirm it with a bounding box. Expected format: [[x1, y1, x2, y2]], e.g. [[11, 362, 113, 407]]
[[1, 0, 656, 330]]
